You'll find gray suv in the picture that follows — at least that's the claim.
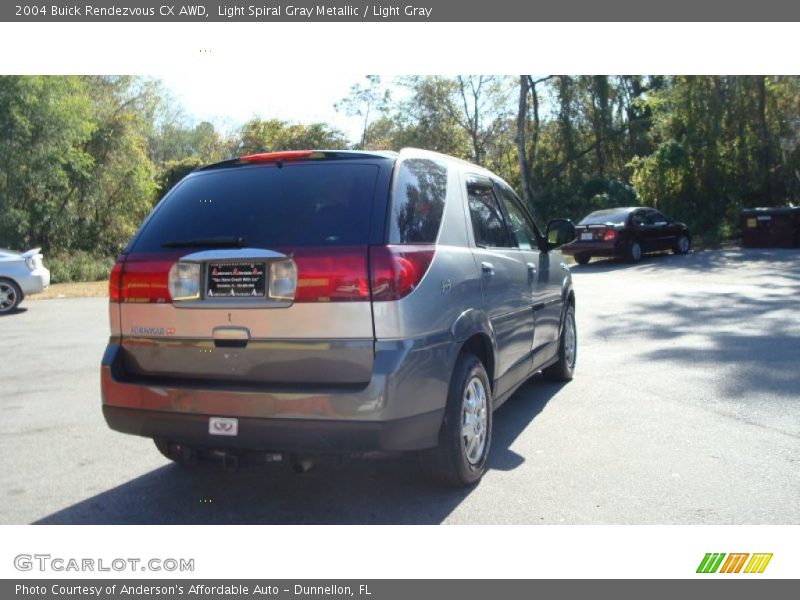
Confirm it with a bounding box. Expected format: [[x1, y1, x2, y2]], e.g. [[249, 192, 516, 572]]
[[101, 148, 577, 486]]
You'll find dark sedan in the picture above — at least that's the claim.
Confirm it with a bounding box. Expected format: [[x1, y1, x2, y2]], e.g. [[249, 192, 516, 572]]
[[561, 207, 691, 264]]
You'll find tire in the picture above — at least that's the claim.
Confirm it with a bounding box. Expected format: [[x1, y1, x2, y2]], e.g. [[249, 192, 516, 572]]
[[154, 439, 196, 466], [673, 234, 691, 255], [542, 303, 577, 382], [574, 254, 591, 265], [627, 240, 642, 263], [0, 279, 23, 314], [419, 353, 492, 487]]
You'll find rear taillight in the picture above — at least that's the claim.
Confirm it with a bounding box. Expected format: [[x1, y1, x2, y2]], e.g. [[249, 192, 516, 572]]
[[25, 255, 40, 271], [603, 229, 617, 241], [369, 245, 435, 302], [120, 258, 174, 303], [110, 254, 179, 304], [108, 246, 435, 305], [109, 259, 124, 303], [292, 247, 369, 302]]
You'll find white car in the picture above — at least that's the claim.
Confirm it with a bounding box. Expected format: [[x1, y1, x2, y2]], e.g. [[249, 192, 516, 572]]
[[0, 248, 50, 313]]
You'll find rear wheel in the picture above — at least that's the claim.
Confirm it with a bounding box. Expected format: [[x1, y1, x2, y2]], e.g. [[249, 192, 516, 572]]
[[673, 234, 691, 255], [574, 254, 591, 265], [419, 353, 492, 487], [627, 240, 642, 263], [0, 279, 23, 314], [542, 303, 577, 382]]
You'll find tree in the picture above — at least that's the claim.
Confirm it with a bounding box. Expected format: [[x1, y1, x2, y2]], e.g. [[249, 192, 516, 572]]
[[334, 75, 390, 149], [0, 76, 95, 251], [235, 118, 349, 155]]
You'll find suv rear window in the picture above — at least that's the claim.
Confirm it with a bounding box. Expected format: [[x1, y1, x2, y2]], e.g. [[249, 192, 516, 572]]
[[129, 163, 379, 252], [387, 158, 448, 244]]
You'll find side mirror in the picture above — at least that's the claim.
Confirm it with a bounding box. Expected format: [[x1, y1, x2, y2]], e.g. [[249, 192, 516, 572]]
[[546, 218, 576, 249]]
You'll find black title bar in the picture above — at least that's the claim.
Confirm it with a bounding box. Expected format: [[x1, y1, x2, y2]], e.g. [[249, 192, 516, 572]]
[[5, 0, 800, 21]]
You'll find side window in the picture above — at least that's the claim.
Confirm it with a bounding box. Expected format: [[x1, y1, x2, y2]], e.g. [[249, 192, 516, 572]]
[[388, 158, 448, 244], [632, 211, 649, 226], [497, 186, 539, 250], [466, 178, 513, 248], [649, 210, 669, 225]]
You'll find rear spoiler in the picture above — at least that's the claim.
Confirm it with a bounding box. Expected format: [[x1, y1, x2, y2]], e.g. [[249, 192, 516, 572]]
[[20, 248, 42, 259]]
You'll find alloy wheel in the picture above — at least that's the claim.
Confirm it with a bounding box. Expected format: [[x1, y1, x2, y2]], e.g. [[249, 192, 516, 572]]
[[461, 376, 488, 465], [0, 282, 18, 312]]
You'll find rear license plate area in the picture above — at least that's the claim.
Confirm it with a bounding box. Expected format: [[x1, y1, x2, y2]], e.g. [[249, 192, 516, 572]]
[[206, 262, 266, 298], [581, 232, 593, 241]]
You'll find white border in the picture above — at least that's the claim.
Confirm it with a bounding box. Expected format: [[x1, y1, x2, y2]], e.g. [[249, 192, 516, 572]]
[[1, 19, 798, 581], [1, 525, 798, 579], [0, 23, 799, 75]]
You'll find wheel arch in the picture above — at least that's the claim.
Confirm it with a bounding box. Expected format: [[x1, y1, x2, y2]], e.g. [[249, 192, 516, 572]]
[[450, 308, 497, 387]]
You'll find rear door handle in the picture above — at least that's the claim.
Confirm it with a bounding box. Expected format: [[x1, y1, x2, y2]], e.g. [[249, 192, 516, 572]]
[[481, 261, 494, 275]]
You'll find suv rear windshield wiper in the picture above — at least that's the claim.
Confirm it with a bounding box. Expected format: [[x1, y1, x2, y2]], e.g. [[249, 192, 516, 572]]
[[161, 236, 246, 248]]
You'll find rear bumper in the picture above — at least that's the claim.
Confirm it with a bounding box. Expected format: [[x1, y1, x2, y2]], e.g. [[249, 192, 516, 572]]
[[101, 334, 455, 452], [102, 405, 443, 453], [561, 241, 623, 258], [19, 269, 50, 295]]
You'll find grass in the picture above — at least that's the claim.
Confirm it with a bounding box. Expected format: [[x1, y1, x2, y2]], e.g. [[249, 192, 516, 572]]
[[28, 281, 108, 300]]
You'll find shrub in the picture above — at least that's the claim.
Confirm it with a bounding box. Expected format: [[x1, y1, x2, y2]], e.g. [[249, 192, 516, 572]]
[[47, 251, 115, 283]]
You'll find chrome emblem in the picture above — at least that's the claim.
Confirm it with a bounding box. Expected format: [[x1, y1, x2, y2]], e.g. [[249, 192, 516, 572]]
[[441, 279, 453, 295]]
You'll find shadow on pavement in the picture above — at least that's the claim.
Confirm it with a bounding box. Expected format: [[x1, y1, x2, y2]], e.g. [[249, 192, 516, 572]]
[[570, 247, 800, 276], [589, 247, 800, 417], [34, 376, 565, 525]]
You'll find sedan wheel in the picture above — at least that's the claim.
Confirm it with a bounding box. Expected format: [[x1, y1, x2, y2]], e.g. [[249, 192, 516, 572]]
[[627, 241, 642, 263], [0, 279, 22, 313], [674, 235, 691, 255]]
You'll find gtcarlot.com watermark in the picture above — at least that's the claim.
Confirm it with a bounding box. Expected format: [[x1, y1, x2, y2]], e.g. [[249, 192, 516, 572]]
[[14, 554, 195, 573]]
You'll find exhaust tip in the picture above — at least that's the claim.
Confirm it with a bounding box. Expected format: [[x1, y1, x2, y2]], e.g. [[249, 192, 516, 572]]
[[288, 453, 315, 474]]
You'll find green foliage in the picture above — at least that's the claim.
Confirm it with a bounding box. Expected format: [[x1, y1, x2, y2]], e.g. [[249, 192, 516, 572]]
[[235, 118, 349, 155], [0, 75, 158, 257], [157, 157, 205, 200], [0, 76, 95, 252], [334, 75, 391, 149], [47, 250, 115, 283], [625, 76, 800, 237], [3, 74, 800, 282]]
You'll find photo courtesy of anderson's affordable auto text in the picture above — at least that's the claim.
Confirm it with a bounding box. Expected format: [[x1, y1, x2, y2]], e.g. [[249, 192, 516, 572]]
[[0, 0, 799, 595]]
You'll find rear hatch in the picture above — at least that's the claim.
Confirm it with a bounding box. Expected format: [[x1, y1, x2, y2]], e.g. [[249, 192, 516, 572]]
[[110, 153, 394, 387]]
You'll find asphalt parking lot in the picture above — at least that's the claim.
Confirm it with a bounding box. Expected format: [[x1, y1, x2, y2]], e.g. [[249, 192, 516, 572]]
[[1, 247, 798, 524]]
